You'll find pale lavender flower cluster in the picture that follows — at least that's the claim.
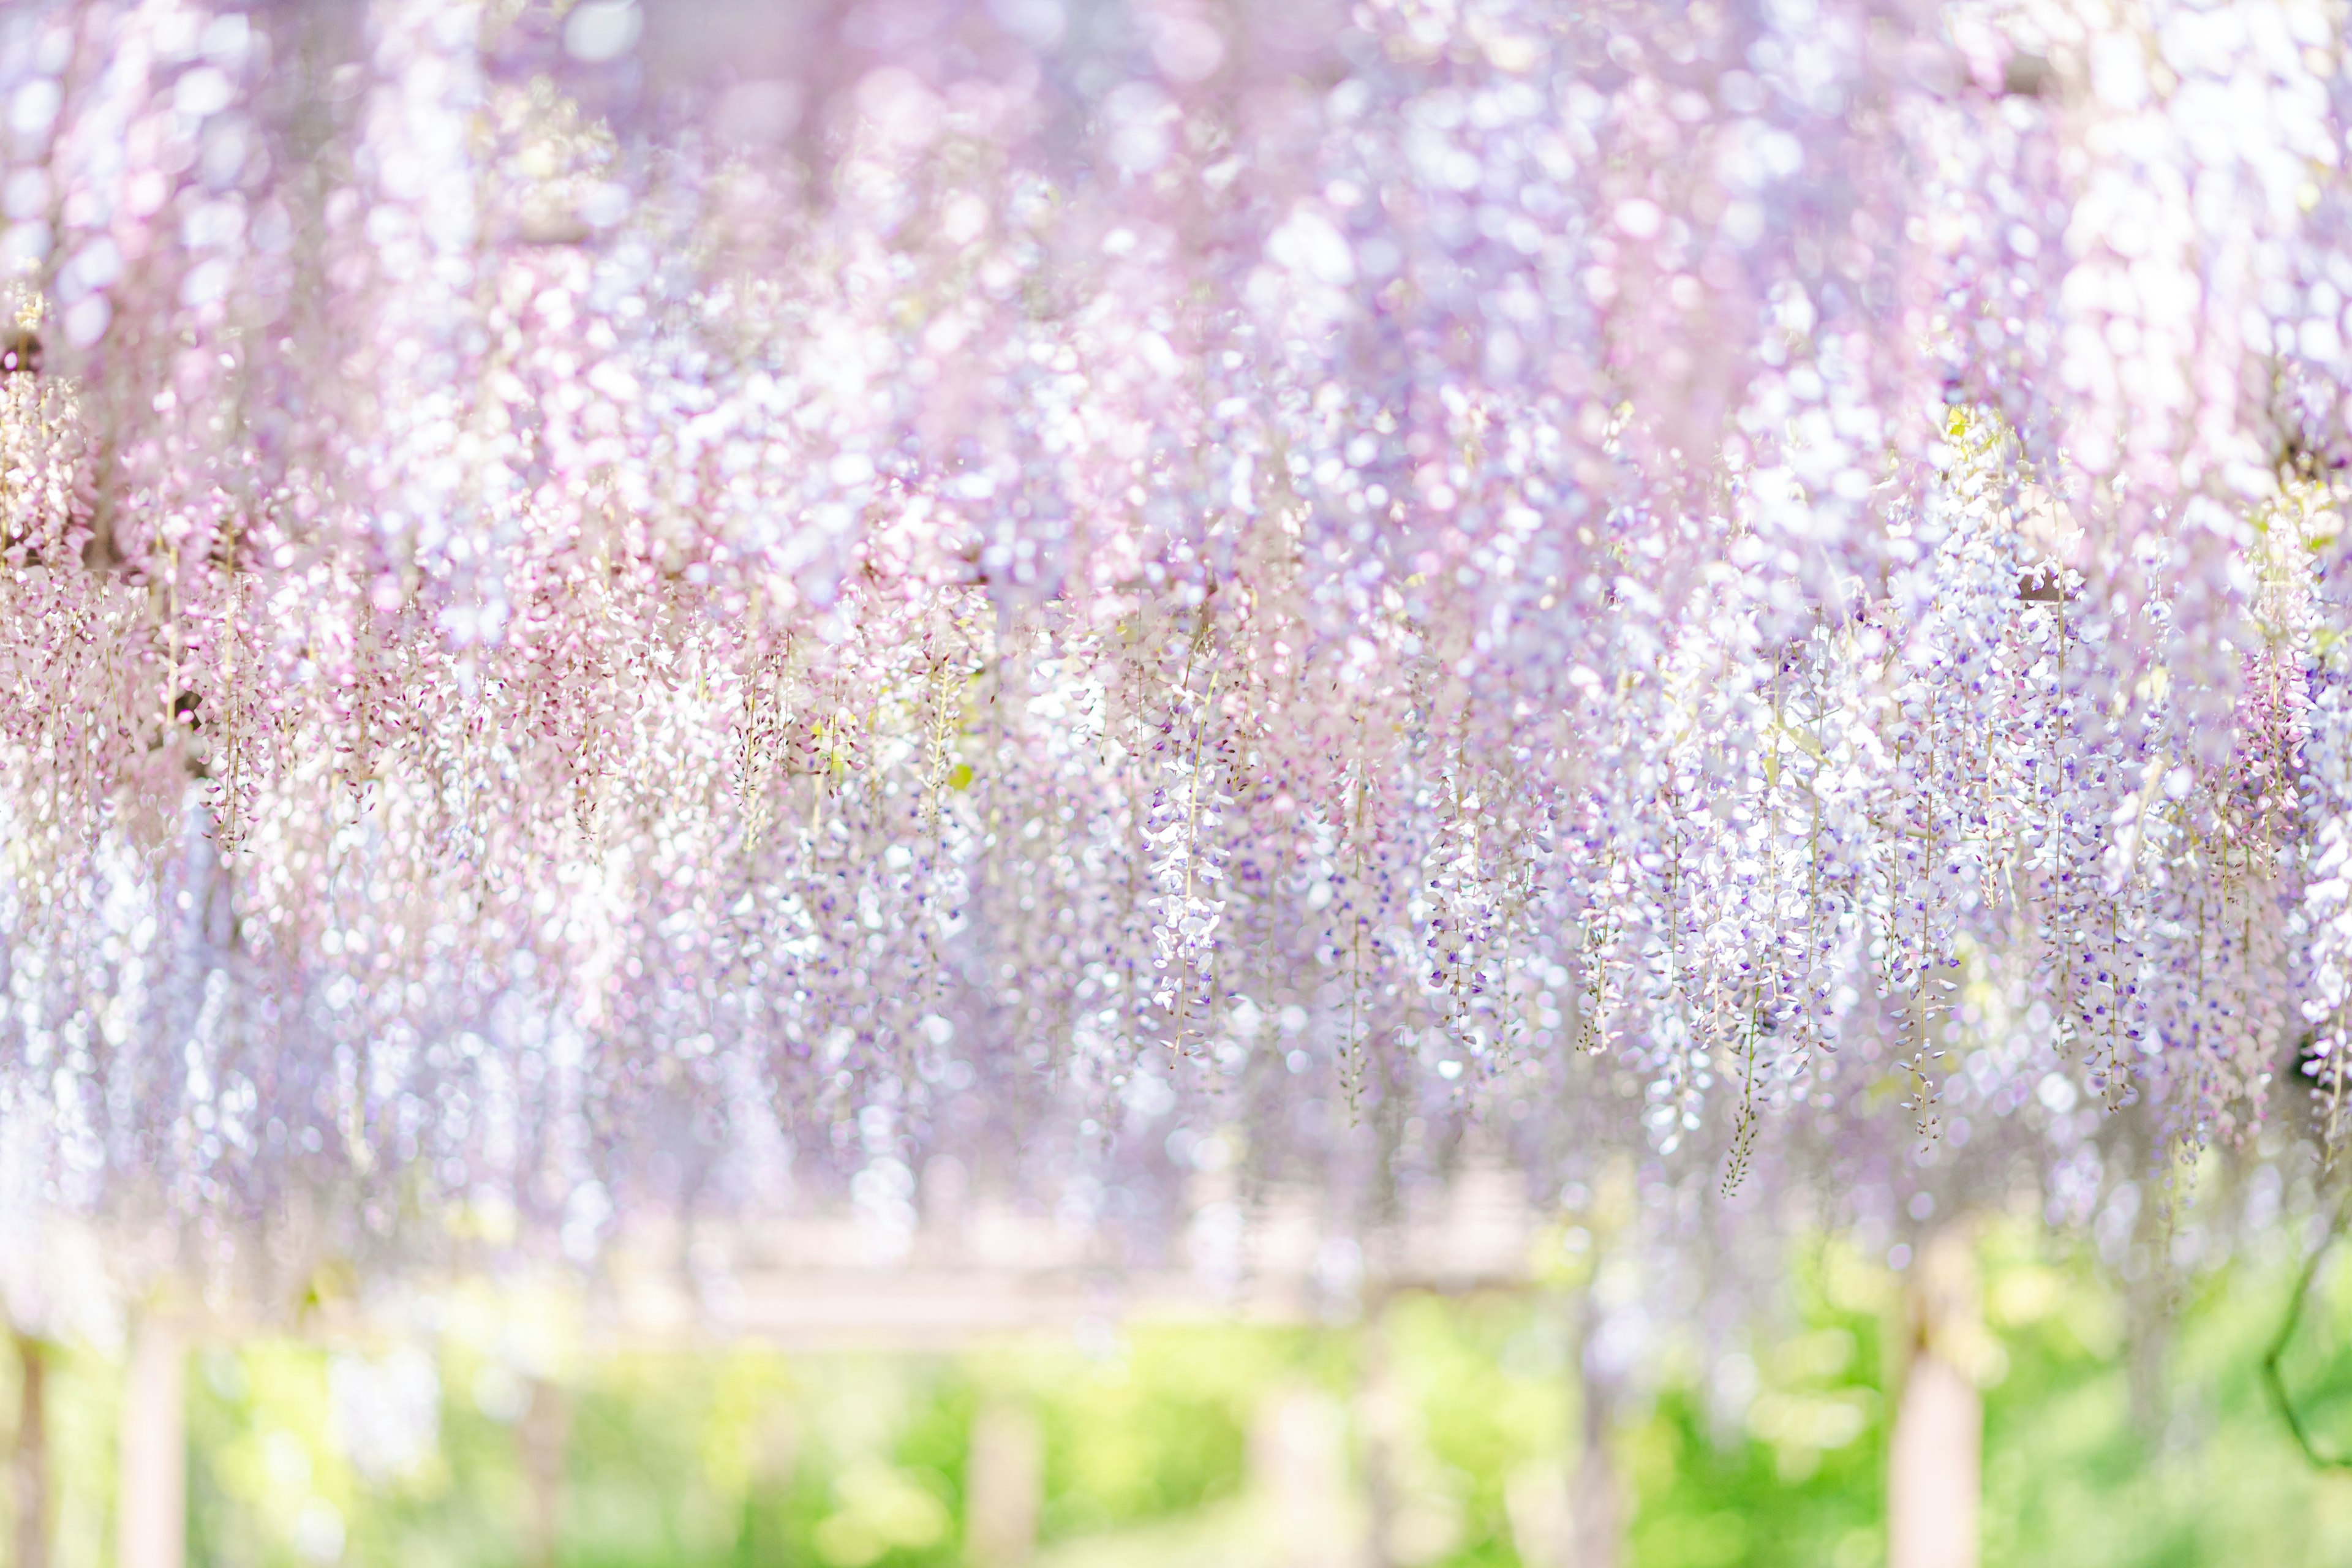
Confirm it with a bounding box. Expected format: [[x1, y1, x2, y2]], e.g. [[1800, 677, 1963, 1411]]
[[0, 0, 2343, 1280]]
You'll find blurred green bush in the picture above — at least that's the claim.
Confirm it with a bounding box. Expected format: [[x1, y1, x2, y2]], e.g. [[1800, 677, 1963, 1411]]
[[7, 1217, 2352, 1567]]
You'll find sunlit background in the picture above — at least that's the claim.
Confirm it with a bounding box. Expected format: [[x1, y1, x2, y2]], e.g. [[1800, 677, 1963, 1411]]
[[7, 0, 2352, 1561], [15, 1159, 2352, 1567]]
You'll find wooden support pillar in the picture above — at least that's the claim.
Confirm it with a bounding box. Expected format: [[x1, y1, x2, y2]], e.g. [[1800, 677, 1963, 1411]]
[[963, 1400, 1042, 1567], [10, 1331, 45, 1568], [1888, 1230, 1982, 1568], [1567, 1363, 1622, 1568], [522, 1379, 568, 1568], [118, 1319, 186, 1568], [1249, 1385, 1352, 1568], [1359, 1298, 1402, 1568]]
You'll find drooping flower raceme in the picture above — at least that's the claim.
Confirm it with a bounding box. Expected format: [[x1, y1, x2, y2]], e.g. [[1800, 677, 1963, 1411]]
[[0, 0, 2348, 1280]]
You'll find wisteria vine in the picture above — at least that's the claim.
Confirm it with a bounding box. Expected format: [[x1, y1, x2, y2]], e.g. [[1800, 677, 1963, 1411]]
[[0, 0, 2349, 1281]]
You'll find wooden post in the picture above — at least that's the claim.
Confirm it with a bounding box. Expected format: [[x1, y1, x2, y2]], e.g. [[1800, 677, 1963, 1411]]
[[1567, 1365, 1622, 1568], [10, 1331, 46, 1568], [1248, 1385, 1353, 1568], [521, 1379, 568, 1568], [118, 1318, 186, 1568], [1888, 1231, 1982, 1568], [1564, 1293, 1623, 1568], [1359, 1296, 1401, 1568], [962, 1401, 1042, 1567]]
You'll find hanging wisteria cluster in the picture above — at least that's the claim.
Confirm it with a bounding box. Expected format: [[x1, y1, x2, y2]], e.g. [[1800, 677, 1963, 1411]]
[[1, 0, 2351, 1280]]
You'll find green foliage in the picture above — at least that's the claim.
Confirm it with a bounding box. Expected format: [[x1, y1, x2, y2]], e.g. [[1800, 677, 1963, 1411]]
[[1004, 1324, 1341, 1540], [183, 1324, 1340, 1568], [1379, 1291, 1574, 1567], [1623, 1240, 1892, 1568], [1621, 1220, 2352, 1568], [1970, 1238, 2352, 1568], [144, 1227, 2352, 1568]]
